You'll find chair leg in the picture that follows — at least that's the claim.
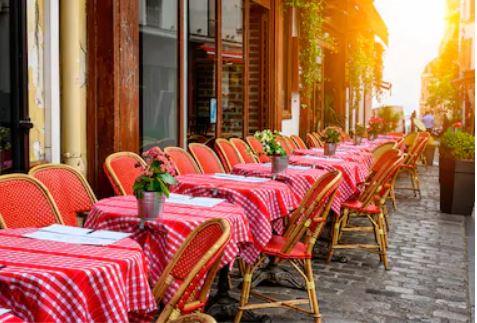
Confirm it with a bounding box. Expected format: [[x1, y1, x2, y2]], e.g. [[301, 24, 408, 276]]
[[304, 259, 321, 323], [390, 174, 398, 210], [372, 216, 384, 263], [413, 169, 421, 198], [234, 264, 253, 323], [327, 214, 342, 263], [377, 212, 389, 270]]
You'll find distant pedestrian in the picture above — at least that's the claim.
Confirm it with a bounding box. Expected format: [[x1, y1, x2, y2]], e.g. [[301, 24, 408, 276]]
[[422, 112, 435, 132], [410, 110, 416, 132]]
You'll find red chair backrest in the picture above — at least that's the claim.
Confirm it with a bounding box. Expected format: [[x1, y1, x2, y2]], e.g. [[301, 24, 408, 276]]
[[275, 136, 292, 155], [29, 164, 97, 227], [104, 152, 146, 195], [215, 139, 244, 173], [164, 147, 201, 175], [306, 133, 320, 148], [291, 135, 307, 149], [230, 138, 257, 163], [0, 174, 63, 228], [246, 136, 270, 163], [189, 143, 225, 174]]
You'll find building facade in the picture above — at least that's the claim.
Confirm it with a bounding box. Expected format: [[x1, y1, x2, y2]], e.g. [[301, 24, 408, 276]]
[[0, 0, 387, 196]]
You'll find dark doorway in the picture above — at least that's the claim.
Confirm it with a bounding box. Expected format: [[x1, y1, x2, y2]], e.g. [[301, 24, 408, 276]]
[[0, 0, 29, 174]]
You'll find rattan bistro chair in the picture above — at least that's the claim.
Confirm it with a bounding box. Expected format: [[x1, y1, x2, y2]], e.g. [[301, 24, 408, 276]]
[[275, 136, 293, 155], [327, 155, 404, 270], [0, 174, 64, 229], [306, 133, 321, 148], [291, 135, 307, 150], [189, 143, 226, 174], [154, 219, 230, 322], [392, 132, 430, 201], [230, 138, 258, 163], [245, 136, 270, 163], [29, 164, 97, 227], [165, 147, 202, 175], [104, 152, 146, 195], [215, 139, 245, 173], [234, 171, 342, 323]]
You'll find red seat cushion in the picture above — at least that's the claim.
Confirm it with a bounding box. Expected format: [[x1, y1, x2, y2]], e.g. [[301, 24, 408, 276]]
[[342, 199, 381, 214], [262, 235, 311, 259], [401, 164, 415, 169]]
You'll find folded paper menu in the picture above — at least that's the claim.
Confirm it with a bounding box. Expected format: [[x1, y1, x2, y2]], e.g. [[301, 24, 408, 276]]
[[167, 193, 192, 203], [23, 225, 131, 246], [0, 308, 10, 316], [288, 165, 312, 171], [213, 173, 269, 183], [303, 155, 343, 163], [167, 196, 226, 208]]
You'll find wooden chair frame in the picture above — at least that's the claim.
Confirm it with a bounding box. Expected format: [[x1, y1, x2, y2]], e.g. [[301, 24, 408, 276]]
[[164, 147, 202, 175], [170, 313, 217, 323], [0, 174, 64, 229], [104, 152, 146, 196], [306, 133, 321, 148], [235, 172, 342, 323], [189, 143, 226, 174], [154, 219, 230, 322], [214, 139, 245, 172]]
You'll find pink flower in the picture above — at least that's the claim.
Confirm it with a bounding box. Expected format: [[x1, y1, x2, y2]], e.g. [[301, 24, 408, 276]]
[[453, 121, 462, 129]]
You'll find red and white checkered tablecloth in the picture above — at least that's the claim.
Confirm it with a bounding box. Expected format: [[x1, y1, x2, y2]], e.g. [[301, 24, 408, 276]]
[[172, 174, 299, 260], [231, 163, 348, 213], [293, 148, 372, 179], [0, 228, 156, 323], [289, 155, 367, 207], [0, 312, 23, 323], [85, 196, 252, 287]]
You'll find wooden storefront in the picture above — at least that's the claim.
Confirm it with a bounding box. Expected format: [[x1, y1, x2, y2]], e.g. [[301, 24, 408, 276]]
[[86, 0, 299, 196]]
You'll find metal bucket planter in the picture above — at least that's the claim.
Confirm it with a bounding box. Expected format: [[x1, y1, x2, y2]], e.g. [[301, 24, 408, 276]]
[[324, 143, 337, 156], [137, 192, 166, 220], [271, 155, 288, 174]]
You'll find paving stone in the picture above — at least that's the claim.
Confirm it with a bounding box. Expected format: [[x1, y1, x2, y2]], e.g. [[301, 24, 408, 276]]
[[218, 166, 472, 322]]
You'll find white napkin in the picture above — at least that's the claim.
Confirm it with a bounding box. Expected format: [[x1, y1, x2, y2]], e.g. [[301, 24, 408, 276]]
[[213, 173, 269, 183]]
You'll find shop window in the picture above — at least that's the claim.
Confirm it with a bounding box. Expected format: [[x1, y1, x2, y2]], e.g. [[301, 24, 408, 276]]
[[139, 0, 179, 150]]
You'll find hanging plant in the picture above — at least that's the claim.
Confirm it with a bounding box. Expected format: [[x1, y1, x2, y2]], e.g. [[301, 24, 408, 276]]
[[285, 0, 332, 100], [347, 33, 384, 111]]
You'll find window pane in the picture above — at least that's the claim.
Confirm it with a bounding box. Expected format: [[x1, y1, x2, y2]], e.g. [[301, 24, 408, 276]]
[[0, 2, 13, 174], [221, 0, 243, 138], [187, 0, 216, 143], [139, 0, 178, 150]]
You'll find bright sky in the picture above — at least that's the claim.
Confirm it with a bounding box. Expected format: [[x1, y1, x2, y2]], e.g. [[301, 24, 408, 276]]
[[374, 0, 447, 116]]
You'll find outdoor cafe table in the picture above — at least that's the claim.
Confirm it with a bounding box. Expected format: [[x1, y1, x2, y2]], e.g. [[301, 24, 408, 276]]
[[289, 154, 368, 204], [85, 196, 253, 286], [231, 163, 348, 214], [0, 228, 156, 323], [171, 174, 299, 259]]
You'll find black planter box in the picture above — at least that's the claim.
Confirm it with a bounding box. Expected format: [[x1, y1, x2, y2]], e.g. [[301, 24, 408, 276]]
[[439, 149, 475, 215]]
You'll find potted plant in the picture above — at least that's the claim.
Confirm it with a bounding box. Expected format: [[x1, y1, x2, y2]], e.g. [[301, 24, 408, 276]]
[[367, 116, 384, 140], [439, 127, 475, 215], [255, 130, 288, 174], [354, 124, 366, 145], [134, 147, 177, 220], [321, 127, 340, 156]]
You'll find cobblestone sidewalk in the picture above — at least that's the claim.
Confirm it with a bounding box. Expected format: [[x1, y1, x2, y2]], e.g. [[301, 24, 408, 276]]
[[226, 165, 473, 322]]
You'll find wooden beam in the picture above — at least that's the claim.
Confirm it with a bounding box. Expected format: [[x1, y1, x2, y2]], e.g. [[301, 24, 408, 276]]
[[243, 0, 250, 136], [178, 0, 185, 147], [215, 0, 223, 138]]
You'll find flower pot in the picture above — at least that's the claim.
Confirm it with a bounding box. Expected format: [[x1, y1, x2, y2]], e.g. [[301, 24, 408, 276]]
[[271, 155, 288, 174], [439, 149, 475, 215], [324, 143, 337, 156], [353, 137, 362, 145], [424, 143, 437, 166], [137, 192, 166, 220]]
